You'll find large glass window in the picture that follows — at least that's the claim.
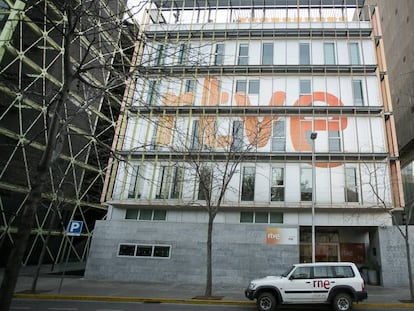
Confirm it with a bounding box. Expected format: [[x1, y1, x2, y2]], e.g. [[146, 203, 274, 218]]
[[128, 165, 141, 199], [352, 80, 364, 106], [198, 166, 212, 200], [156, 166, 183, 199], [125, 209, 166, 221], [345, 168, 359, 202], [231, 121, 244, 151], [271, 167, 285, 201], [299, 43, 310, 65], [241, 167, 255, 201], [214, 43, 224, 65], [271, 119, 286, 151], [146, 80, 159, 106], [329, 131, 341, 152], [190, 120, 200, 149], [324, 43, 336, 65], [262, 43, 274, 65], [248, 80, 260, 94], [118, 244, 171, 259], [349, 42, 361, 65], [154, 44, 165, 65], [299, 79, 311, 96], [240, 212, 283, 223], [185, 79, 196, 93], [301, 168, 312, 201], [238, 43, 249, 65], [177, 43, 188, 65]]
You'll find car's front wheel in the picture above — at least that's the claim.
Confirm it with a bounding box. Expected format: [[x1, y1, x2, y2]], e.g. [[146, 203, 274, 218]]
[[256, 292, 277, 311], [333, 293, 353, 311]]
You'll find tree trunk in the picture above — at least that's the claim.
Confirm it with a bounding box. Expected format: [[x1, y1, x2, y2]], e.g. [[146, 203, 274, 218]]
[[204, 214, 214, 297]]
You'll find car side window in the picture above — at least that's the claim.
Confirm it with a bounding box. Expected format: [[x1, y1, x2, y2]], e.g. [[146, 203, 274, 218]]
[[333, 266, 355, 278], [291, 267, 312, 279], [314, 266, 335, 278]]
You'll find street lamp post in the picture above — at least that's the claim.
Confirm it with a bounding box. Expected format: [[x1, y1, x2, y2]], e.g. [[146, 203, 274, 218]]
[[310, 132, 317, 263]]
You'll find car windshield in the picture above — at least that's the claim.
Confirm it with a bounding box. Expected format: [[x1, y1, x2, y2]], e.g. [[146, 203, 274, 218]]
[[281, 265, 295, 277]]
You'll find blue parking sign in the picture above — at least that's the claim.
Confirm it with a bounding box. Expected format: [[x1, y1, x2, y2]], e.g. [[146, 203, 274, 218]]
[[67, 220, 83, 236]]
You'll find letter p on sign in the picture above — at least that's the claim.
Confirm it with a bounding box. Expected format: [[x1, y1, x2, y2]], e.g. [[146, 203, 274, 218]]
[[67, 220, 83, 236]]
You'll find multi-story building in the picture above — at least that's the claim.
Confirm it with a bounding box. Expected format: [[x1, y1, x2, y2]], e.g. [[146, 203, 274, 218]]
[[0, 0, 136, 267], [86, 0, 406, 286]]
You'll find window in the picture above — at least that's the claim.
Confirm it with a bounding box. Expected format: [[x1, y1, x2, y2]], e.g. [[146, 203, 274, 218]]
[[146, 81, 158, 106], [333, 266, 355, 278], [238, 43, 249, 65], [262, 43, 273, 65], [150, 123, 158, 150], [299, 79, 311, 96], [154, 44, 165, 65], [241, 167, 255, 201], [291, 266, 311, 279], [198, 166, 212, 200], [236, 80, 259, 94], [156, 166, 183, 199], [349, 42, 361, 65], [299, 43, 310, 65], [214, 43, 224, 65], [329, 131, 341, 152], [301, 168, 312, 201], [353, 80, 364, 106], [345, 168, 359, 202], [185, 79, 196, 93], [118, 244, 171, 259], [240, 212, 283, 223], [248, 80, 260, 94], [190, 120, 200, 149], [178, 43, 189, 65], [118, 244, 136, 256], [271, 119, 286, 152], [125, 209, 166, 221], [231, 121, 244, 151], [324, 43, 336, 65], [314, 266, 335, 278], [236, 80, 247, 93], [128, 165, 141, 199], [271, 167, 285, 201]]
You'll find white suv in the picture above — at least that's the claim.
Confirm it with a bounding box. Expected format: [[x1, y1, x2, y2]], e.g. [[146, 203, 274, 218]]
[[245, 262, 367, 311]]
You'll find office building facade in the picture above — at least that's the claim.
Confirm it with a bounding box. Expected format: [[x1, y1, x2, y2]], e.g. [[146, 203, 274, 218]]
[[86, 0, 406, 286]]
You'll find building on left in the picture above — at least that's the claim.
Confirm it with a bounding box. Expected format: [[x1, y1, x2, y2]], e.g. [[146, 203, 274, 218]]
[[0, 0, 137, 267]]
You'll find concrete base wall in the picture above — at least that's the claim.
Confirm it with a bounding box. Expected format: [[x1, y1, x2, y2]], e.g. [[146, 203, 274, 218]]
[[379, 226, 414, 286], [85, 220, 299, 285]]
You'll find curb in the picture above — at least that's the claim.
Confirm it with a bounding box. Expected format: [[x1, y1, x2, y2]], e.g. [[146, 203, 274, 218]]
[[14, 293, 414, 308]]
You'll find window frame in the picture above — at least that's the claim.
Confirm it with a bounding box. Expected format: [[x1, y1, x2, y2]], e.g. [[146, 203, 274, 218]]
[[352, 79, 364, 106], [349, 42, 361, 65], [271, 167, 285, 201], [299, 43, 310, 65], [240, 212, 284, 224], [117, 243, 171, 259], [127, 165, 141, 199], [262, 42, 274, 65], [241, 166, 256, 201], [271, 119, 286, 152], [324, 42, 336, 65], [345, 167, 359, 203], [238, 43, 249, 65], [214, 43, 225, 65], [300, 167, 313, 201]]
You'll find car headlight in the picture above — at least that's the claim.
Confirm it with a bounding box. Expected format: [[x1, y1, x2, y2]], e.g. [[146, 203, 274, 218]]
[[248, 282, 257, 290]]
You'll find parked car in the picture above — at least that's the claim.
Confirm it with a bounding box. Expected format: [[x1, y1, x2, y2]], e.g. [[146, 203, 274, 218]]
[[245, 262, 367, 311]]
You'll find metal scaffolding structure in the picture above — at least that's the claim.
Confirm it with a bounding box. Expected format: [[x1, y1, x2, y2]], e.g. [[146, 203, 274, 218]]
[[0, 0, 138, 267]]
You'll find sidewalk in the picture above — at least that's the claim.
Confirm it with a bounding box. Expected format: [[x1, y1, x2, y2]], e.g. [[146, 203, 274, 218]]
[[8, 271, 413, 308]]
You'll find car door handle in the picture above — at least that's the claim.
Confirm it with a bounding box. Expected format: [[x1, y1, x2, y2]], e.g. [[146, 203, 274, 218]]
[[331, 281, 336, 283], [306, 281, 311, 283]]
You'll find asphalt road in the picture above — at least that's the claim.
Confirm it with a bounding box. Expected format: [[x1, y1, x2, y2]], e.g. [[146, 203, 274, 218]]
[[9, 299, 411, 311]]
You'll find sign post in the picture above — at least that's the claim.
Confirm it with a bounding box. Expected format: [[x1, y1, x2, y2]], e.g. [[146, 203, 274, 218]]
[[58, 220, 83, 293]]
